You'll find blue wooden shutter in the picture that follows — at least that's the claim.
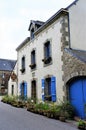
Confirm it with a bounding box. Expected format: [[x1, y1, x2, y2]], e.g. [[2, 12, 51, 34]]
[[51, 77, 56, 102], [42, 79, 45, 101], [24, 82, 27, 99]]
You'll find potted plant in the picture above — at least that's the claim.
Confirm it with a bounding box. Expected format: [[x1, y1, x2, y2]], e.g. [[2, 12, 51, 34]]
[[77, 119, 86, 130], [59, 110, 66, 122]]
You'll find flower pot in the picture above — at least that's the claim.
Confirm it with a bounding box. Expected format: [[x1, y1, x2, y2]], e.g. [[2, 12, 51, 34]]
[[59, 116, 66, 122], [78, 125, 85, 130]]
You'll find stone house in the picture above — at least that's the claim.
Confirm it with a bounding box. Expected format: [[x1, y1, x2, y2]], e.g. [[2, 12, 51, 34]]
[[9, 0, 86, 119], [0, 59, 16, 95]]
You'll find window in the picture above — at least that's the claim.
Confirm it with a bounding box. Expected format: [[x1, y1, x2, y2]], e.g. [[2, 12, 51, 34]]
[[42, 76, 56, 102], [31, 28, 34, 39], [31, 80, 37, 102], [44, 78, 51, 101], [20, 56, 25, 73], [12, 85, 14, 95], [45, 42, 50, 58], [42, 41, 52, 64], [29, 50, 36, 69]]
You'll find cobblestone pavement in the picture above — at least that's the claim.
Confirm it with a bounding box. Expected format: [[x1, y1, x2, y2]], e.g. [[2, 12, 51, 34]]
[[0, 102, 78, 130]]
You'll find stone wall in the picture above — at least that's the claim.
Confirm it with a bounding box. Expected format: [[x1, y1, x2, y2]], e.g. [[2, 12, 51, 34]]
[[60, 14, 86, 100], [62, 52, 86, 84]]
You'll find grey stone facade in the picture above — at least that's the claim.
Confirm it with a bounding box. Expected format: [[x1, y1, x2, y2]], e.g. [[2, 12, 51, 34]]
[[60, 13, 86, 100]]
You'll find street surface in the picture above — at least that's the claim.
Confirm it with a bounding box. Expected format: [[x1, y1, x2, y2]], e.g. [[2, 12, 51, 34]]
[[0, 102, 78, 130]]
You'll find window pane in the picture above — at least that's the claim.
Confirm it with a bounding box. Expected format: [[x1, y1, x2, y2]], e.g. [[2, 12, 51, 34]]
[[22, 57, 25, 69], [31, 50, 35, 64], [45, 41, 50, 58]]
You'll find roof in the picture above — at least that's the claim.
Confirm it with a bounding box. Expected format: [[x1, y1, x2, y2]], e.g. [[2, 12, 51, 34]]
[[28, 20, 45, 30], [16, 0, 79, 51], [34, 8, 68, 35], [16, 37, 30, 51], [65, 48, 86, 63], [66, 0, 79, 9], [0, 59, 16, 71]]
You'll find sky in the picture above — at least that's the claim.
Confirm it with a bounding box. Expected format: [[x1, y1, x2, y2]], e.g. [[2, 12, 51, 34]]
[[0, 0, 74, 60]]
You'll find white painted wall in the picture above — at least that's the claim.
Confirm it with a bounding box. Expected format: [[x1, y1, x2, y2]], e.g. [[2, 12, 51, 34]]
[[8, 78, 17, 96], [17, 17, 65, 102], [8, 63, 17, 96], [69, 0, 86, 50]]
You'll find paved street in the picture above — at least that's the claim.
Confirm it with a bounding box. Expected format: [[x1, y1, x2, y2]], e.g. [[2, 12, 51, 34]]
[[0, 102, 78, 130]]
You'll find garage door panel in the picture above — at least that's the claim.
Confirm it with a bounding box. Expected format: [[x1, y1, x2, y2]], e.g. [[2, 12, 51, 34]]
[[82, 79, 86, 118], [69, 79, 85, 119], [83, 80, 86, 102]]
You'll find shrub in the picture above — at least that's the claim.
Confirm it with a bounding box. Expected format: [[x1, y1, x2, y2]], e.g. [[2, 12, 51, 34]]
[[58, 101, 75, 119], [77, 119, 86, 129]]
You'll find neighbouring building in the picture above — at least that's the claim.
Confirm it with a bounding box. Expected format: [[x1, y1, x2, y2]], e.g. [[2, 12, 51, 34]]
[[9, 0, 86, 119], [0, 59, 16, 95], [8, 62, 17, 96]]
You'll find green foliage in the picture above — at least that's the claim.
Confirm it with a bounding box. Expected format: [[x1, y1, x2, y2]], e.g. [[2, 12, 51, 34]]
[[1, 95, 26, 108], [35, 102, 49, 110], [77, 119, 86, 129], [78, 120, 85, 126], [2, 96, 75, 120], [57, 101, 75, 119], [2, 95, 17, 104]]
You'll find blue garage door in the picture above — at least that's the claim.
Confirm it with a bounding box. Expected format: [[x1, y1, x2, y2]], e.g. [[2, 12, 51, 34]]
[[69, 78, 86, 119]]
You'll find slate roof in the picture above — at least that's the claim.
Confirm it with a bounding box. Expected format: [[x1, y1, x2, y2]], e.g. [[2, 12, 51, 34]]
[[28, 20, 45, 30], [16, 0, 79, 51], [16, 37, 30, 51], [65, 48, 86, 63], [34, 8, 68, 35], [66, 0, 79, 9], [0, 59, 16, 71]]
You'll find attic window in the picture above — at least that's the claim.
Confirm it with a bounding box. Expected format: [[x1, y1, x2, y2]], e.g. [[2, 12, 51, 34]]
[[31, 28, 34, 39]]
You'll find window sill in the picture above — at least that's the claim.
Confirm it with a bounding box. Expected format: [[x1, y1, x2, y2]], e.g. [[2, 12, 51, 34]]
[[42, 57, 52, 65], [44, 95, 51, 101], [42, 57, 52, 67], [29, 64, 36, 70], [20, 68, 25, 74]]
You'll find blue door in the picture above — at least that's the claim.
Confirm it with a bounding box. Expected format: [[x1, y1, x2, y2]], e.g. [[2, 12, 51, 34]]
[[20, 82, 27, 100], [69, 78, 86, 119]]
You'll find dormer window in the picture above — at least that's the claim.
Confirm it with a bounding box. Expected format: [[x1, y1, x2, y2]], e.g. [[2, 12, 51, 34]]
[[31, 28, 34, 39], [28, 20, 45, 40]]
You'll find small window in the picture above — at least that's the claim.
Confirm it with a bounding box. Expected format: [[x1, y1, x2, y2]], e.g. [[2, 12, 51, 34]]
[[42, 78, 52, 101], [12, 85, 14, 95], [20, 56, 25, 73], [42, 76, 56, 102], [31, 80, 37, 101], [29, 50, 36, 69], [45, 78, 51, 95], [31, 28, 34, 39], [42, 41, 52, 64], [45, 41, 51, 58]]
